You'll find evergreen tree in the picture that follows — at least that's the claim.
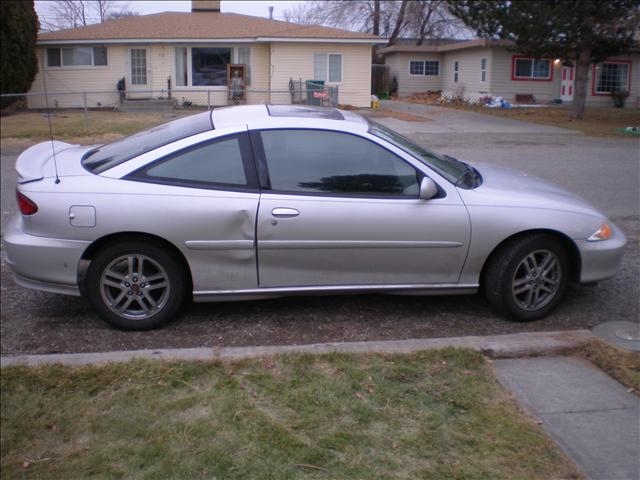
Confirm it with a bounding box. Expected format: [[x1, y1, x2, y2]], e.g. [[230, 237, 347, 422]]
[[450, 0, 639, 118], [1, 1, 39, 109]]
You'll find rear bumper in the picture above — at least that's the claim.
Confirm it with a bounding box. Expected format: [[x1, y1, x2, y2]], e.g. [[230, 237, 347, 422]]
[[4, 215, 89, 296], [576, 222, 627, 283]]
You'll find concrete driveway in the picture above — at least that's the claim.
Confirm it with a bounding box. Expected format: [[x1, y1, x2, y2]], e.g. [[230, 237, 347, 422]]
[[1, 104, 638, 354]]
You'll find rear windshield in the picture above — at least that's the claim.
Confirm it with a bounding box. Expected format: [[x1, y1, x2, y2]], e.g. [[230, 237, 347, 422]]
[[82, 112, 213, 174]]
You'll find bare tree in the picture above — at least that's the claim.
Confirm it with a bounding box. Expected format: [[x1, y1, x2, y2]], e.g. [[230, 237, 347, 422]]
[[106, 9, 139, 21], [282, 0, 468, 43], [40, 0, 133, 31]]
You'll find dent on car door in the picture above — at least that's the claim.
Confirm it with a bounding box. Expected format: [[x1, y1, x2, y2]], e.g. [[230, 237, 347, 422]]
[[126, 132, 260, 292], [252, 128, 471, 288]]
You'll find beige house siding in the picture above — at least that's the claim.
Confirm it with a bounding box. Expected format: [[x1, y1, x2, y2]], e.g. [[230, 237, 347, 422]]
[[269, 43, 372, 107], [28, 42, 370, 109], [441, 47, 493, 101], [489, 48, 561, 102], [385, 52, 444, 96], [28, 46, 127, 109]]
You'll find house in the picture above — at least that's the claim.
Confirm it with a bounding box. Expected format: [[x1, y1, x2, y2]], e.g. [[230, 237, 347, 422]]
[[28, 0, 386, 109], [380, 39, 639, 107]]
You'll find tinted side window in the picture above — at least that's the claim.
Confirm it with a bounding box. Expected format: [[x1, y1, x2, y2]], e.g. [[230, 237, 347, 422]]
[[260, 130, 419, 196], [133, 135, 249, 188], [82, 111, 213, 174]]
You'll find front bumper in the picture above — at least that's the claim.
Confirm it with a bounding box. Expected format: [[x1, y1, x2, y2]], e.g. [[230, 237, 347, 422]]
[[3, 214, 90, 296], [576, 221, 627, 283]]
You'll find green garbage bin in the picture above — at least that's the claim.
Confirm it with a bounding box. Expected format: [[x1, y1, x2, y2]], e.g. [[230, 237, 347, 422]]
[[306, 80, 325, 106]]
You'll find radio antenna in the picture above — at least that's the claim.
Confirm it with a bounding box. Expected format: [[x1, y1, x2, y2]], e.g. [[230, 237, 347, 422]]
[[41, 55, 61, 184]]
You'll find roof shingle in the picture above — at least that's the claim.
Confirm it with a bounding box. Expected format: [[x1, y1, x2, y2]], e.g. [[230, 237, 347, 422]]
[[38, 12, 383, 42]]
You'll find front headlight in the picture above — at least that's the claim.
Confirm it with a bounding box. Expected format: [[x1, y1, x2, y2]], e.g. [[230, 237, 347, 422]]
[[587, 223, 613, 242]]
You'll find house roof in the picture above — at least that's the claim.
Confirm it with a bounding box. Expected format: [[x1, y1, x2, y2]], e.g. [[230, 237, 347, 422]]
[[38, 12, 386, 44], [379, 39, 514, 54]]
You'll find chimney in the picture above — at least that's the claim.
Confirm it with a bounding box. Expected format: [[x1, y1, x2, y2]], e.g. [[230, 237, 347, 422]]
[[268, 6, 274, 19], [191, 1, 220, 12]]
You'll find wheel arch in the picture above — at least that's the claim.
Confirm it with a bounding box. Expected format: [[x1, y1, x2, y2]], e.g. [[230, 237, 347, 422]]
[[480, 229, 581, 287], [78, 232, 193, 296]]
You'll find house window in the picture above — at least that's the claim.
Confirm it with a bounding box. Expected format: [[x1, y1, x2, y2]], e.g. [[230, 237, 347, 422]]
[[481, 58, 487, 82], [425, 61, 439, 76], [46, 46, 107, 67], [314, 53, 342, 82], [175, 47, 187, 87], [594, 62, 630, 94], [238, 47, 251, 85], [512, 57, 551, 80], [192, 48, 231, 86], [454, 61, 459, 83], [410, 60, 439, 76], [409, 60, 424, 75]]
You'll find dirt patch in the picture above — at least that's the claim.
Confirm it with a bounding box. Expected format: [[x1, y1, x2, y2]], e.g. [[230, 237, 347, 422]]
[[403, 91, 443, 105], [366, 109, 430, 122]]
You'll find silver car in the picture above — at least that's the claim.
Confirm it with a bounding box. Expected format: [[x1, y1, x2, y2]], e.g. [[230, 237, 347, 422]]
[[5, 105, 626, 330]]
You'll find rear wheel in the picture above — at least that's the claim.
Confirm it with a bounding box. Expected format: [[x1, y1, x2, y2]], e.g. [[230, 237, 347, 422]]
[[86, 241, 186, 330], [484, 234, 569, 321]]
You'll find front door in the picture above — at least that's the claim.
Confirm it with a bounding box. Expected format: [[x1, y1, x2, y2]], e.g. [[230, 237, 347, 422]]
[[254, 129, 471, 288], [560, 66, 574, 102], [128, 48, 150, 98]]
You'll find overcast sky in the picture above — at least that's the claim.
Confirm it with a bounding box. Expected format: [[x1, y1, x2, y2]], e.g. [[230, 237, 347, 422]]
[[35, 0, 307, 24]]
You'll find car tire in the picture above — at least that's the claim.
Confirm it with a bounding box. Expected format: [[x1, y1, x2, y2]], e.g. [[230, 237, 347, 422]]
[[484, 234, 569, 322], [86, 241, 186, 330]]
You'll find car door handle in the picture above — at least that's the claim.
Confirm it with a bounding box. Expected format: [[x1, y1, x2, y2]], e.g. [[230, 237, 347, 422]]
[[272, 208, 300, 218]]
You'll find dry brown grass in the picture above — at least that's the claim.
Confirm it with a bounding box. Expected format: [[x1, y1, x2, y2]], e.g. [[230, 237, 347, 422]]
[[570, 339, 640, 395], [445, 104, 639, 137], [0, 110, 194, 147]]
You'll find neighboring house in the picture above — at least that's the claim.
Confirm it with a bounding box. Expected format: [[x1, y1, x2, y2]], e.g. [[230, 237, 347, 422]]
[[28, 0, 385, 109], [381, 39, 639, 107]]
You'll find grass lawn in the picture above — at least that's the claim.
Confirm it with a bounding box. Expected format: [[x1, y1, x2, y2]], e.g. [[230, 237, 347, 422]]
[[1, 349, 581, 479], [0, 110, 199, 148], [444, 104, 639, 137]]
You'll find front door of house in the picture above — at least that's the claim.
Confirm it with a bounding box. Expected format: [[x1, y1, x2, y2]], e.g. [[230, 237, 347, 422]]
[[128, 48, 151, 98], [560, 66, 574, 102]]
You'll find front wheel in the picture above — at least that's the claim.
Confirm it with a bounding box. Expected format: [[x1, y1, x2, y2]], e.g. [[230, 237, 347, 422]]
[[86, 241, 186, 330], [484, 235, 569, 321]]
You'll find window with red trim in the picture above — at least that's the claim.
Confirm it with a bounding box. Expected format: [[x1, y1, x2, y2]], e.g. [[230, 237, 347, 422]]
[[512, 57, 551, 80], [594, 62, 630, 94]]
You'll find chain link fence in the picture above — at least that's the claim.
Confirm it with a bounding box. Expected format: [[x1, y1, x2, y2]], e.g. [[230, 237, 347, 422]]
[[0, 83, 341, 113]]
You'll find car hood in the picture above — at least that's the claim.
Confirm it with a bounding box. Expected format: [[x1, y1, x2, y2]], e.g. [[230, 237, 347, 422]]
[[457, 162, 605, 219]]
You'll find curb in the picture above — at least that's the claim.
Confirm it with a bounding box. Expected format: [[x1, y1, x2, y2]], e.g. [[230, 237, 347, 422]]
[[0, 330, 594, 367]]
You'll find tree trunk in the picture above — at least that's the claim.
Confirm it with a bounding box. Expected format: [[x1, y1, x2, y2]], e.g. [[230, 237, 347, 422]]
[[388, 0, 408, 46], [372, 0, 380, 36], [571, 49, 591, 120]]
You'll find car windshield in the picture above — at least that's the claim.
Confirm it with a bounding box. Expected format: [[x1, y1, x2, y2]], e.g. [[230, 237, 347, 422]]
[[368, 120, 467, 185], [82, 111, 214, 174]]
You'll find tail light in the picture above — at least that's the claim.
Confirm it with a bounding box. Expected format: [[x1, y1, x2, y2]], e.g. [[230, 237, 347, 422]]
[[16, 190, 38, 215]]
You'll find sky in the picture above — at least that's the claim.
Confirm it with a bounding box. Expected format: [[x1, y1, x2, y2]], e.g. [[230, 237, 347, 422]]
[[35, 0, 308, 25]]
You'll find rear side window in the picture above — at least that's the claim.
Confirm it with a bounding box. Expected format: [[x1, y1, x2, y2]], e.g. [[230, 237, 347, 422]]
[[82, 112, 213, 174], [129, 133, 255, 190], [260, 129, 419, 197]]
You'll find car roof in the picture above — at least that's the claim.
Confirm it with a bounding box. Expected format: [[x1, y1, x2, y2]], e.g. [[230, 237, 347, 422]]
[[210, 104, 369, 133]]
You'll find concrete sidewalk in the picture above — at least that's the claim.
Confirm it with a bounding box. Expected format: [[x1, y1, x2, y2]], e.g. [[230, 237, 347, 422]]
[[495, 357, 640, 480], [0, 329, 592, 367]]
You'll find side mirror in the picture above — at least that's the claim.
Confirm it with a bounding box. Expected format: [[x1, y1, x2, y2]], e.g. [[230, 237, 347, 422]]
[[419, 177, 438, 199]]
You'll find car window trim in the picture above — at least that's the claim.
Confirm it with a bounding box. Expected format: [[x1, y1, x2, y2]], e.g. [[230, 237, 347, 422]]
[[253, 127, 430, 200], [125, 131, 260, 193]]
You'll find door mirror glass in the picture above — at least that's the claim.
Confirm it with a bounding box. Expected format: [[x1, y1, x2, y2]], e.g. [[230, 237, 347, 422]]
[[419, 177, 438, 199]]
